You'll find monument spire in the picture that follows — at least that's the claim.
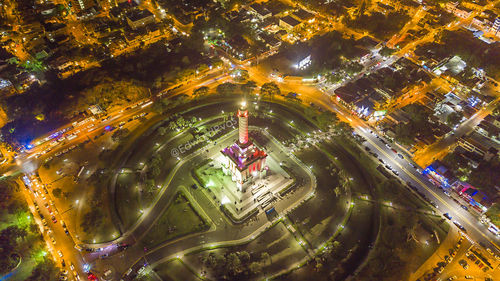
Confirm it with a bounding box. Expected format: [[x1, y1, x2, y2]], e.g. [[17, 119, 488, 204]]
[[237, 100, 249, 145]]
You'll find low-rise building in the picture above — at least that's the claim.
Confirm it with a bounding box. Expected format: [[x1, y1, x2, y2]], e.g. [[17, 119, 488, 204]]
[[458, 131, 500, 160], [292, 8, 315, 22], [279, 15, 301, 31], [126, 9, 155, 30], [248, 3, 272, 20], [445, 2, 473, 19]]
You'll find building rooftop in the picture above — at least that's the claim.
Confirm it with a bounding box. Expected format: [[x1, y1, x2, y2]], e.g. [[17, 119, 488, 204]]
[[292, 8, 314, 21], [126, 9, 154, 22], [249, 3, 271, 17], [280, 15, 301, 27]]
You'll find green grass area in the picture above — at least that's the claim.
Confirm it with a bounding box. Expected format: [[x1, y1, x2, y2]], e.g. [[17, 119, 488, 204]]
[[183, 222, 307, 280], [142, 193, 209, 247], [154, 259, 203, 281], [77, 185, 120, 244], [289, 147, 348, 248], [115, 172, 141, 230], [357, 207, 449, 281]]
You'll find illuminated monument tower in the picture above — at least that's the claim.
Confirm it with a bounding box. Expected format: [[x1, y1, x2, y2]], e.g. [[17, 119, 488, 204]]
[[221, 101, 267, 186]]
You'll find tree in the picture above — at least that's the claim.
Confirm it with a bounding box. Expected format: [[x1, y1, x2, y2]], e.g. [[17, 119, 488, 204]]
[[240, 80, 257, 95], [486, 203, 500, 227], [193, 86, 209, 99], [112, 128, 130, 142], [226, 252, 242, 275], [232, 69, 249, 81], [383, 75, 397, 90], [316, 111, 339, 130], [26, 257, 60, 281], [216, 82, 238, 96], [197, 63, 209, 73], [336, 121, 354, 137], [260, 252, 271, 264], [260, 82, 280, 99], [344, 62, 363, 75], [80, 209, 103, 234], [249, 262, 261, 274], [238, 251, 250, 263], [52, 188, 62, 198], [181, 56, 191, 65], [380, 46, 395, 57], [446, 111, 463, 127], [148, 155, 163, 178]]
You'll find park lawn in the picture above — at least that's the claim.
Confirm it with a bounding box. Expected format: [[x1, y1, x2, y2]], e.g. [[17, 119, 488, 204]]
[[184, 222, 308, 280], [143, 193, 208, 247], [154, 259, 202, 281], [115, 172, 141, 230], [77, 185, 120, 244], [357, 207, 449, 281]]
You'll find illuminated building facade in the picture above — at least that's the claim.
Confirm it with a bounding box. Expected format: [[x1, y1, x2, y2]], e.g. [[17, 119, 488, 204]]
[[221, 102, 267, 185]]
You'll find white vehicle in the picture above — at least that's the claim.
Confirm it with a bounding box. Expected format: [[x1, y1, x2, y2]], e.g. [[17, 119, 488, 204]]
[[66, 134, 77, 141], [488, 224, 499, 236], [58, 250, 63, 257]]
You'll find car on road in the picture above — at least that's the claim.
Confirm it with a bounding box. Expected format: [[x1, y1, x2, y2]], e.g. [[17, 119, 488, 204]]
[[443, 213, 452, 220], [378, 158, 385, 164], [397, 153, 404, 159], [486, 248, 494, 256], [58, 250, 63, 258], [125, 268, 133, 276], [459, 259, 468, 269], [51, 216, 57, 223], [391, 148, 397, 153], [461, 205, 468, 211], [453, 221, 466, 232], [465, 276, 473, 279], [392, 170, 399, 176], [443, 191, 451, 197], [385, 143, 391, 149]]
